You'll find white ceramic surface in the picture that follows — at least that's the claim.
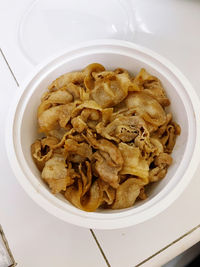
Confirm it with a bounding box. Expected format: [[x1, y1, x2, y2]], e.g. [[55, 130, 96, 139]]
[[6, 39, 200, 229]]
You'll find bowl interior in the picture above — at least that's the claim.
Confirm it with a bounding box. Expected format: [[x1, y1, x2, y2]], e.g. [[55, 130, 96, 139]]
[[19, 49, 189, 215]]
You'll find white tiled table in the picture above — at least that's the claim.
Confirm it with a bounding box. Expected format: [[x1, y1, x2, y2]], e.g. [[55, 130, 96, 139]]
[[0, 0, 200, 266]]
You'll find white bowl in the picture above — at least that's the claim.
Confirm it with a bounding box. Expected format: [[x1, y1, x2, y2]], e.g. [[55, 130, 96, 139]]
[[6, 40, 200, 229]]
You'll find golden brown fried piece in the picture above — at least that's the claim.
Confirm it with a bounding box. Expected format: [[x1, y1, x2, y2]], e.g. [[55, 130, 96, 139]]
[[91, 69, 138, 108], [96, 115, 147, 143], [31, 137, 59, 171], [119, 143, 149, 184], [48, 72, 85, 91], [86, 130, 123, 188], [133, 68, 170, 107], [125, 92, 166, 127], [41, 155, 75, 194], [65, 162, 103, 212], [111, 179, 141, 209], [149, 153, 172, 182], [84, 63, 105, 91], [65, 179, 103, 212], [99, 180, 116, 206], [38, 103, 77, 132], [64, 139, 92, 162]]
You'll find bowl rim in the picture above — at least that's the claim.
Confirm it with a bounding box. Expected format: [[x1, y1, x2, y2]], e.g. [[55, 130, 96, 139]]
[[6, 39, 200, 229]]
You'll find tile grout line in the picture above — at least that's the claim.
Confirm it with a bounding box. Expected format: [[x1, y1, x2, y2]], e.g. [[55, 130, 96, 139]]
[[0, 225, 17, 267], [0, 48, 19, 87], [135, 224, 200, 267], [90, 229, 111, 267]]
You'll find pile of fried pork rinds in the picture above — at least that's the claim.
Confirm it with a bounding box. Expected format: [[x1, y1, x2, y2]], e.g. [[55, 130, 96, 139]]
[[31, 63, 181, 211]]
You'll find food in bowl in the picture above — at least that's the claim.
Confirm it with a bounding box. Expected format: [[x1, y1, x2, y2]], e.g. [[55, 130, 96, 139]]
[[31, 63, 180, 212]]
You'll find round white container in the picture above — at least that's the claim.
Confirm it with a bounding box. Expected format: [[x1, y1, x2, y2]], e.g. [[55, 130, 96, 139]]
[[6, 40, 200, 229]]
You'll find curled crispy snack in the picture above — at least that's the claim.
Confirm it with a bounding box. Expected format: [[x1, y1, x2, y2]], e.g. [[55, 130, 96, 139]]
[[65, 162, 103, 212], [91, 69, 136, 108], [38, 103, 77, 132], [64, 139, 92, 162], [149, 153, 172, 182], [86, 130, 123, 188], [42, 155, 74, 194], [31, 137, 58, 171], [84, 63, 105, 91], [96, 115, 146, 143], [133, 68, 170, 106], [119, 143, 149, 184], [99, 180, 116, 206], [161, 125, 177, 153], [48, 72, 85, 90], [111, 179, 141, 209], [125, 92, 166, 127]]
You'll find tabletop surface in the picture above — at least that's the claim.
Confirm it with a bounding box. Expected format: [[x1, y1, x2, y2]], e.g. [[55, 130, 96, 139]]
[[0, 0, 200, 266]]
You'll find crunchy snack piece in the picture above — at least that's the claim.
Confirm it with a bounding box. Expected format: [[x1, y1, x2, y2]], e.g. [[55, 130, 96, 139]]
[[118, 143, 149, 184], [31, 137, 59, 171], [133, 68, 170, 106], [48, 72, 85, 91], [86, 130, 123, 188], [65, 180, 103, 212], [84, 63, 105, 91], [64, 139, 92, 162], [125, 92, 166, 127], [149, 153, 172, 182], [38, 103, 76, 132], [138, 187, 147, 200], [96, 115, 146, 143], [41, 155, 74, 194], [111, 179, 141, 209], [91, 69, 138, 108], [31, 64, 180, 212], [99, 180, 116, 206]]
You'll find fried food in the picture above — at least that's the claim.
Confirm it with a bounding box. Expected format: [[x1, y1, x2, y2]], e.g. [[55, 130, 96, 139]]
[[31, 64, 180, 211]]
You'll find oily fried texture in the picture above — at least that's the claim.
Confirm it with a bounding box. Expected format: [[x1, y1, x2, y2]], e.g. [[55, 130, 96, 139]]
[[31, 64, 180, 211], [41, 155, 75, 194], [111, 178, 141, 209]]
